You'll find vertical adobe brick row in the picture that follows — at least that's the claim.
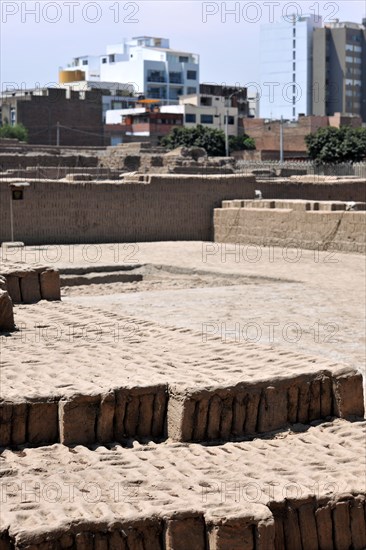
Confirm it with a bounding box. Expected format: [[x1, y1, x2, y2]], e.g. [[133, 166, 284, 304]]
[[59, 395, 100, 446], [320, 376, 333, 418], [332, 371, 365, 418], [108, 530, 128, 550], [350, 497, 366, 549], [192, 397, 209, 441], [283, 506, 302, 549], [75, 531, 93, 549], [151, 389, 167, 439], [257, 386, 288, 433], [167, 392, 195, 442], [297, 502, 319, 550], [243, 391, 261, 435], [113, 389, 127, 441], [308, 379, 322, 422], [206, 396, 223, 440], [220, 396, 233, 440], [272, 508, 286, 550], [5, 276, 21, 304], [287, 385, 299, 423], [315, 503, 333, 550], [333, 501, 352, 550], [93, 533, 108, 550], [137, 393, 155, 438], [297, 380, 311, 424], [96, 392, 115, 444], [0, 404, 12, 447], [232, 394, 246, 437], [123, 395, 140, 438], [165, 515, 206, 550], [124, 520, 164, 550], [40, 270, 61, 301], [27, 401, 59, 445], [206, 517, 257, 550], [11, 403, 27, 445], [59, 533, 75, 549]]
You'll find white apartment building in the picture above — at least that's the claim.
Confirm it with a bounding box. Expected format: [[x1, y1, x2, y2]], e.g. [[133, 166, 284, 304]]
[[60, 36, 199, 103], [162, 95, 238, 135], [106, 93, 239, 136], [259, 14, 322, 120]]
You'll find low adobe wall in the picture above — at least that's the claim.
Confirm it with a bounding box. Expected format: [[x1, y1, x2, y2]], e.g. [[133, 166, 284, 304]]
[[214, 200, 366, 253], [0, 174, 256, 245]]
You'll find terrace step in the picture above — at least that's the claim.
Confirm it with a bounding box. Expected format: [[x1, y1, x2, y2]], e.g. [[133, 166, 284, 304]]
[[0, 419, 365, 549], [1, 302, 364, 448]]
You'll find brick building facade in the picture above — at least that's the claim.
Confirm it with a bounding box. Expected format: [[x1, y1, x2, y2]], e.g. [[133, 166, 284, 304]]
[[0, 88, 105, 146], [241, 114, 363, 160]]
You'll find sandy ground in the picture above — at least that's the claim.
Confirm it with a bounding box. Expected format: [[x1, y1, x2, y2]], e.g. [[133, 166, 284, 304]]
[[47, 242, 365, 374], [2, 300, 347, 401]]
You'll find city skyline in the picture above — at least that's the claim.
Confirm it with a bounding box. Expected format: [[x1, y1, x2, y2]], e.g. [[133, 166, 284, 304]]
[[1, 0, 365, 93]]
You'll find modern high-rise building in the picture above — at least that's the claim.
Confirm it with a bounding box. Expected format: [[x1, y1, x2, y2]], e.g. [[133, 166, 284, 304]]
[[259, 14, 322, 120], [312, 20, 366, 121], [59, 36, 199, 103]]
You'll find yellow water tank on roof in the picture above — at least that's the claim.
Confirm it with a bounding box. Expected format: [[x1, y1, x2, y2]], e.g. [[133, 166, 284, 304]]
[[59, 70, 86, 84]]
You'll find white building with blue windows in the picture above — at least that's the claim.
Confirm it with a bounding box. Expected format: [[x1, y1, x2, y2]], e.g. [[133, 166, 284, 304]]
[[60, 36, 199, 103], [259, 15, 322, 120]]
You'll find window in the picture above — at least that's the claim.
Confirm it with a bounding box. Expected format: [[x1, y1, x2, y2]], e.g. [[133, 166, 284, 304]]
[[293, 51, 296, 59], [169, 72, 182, 84], [187, 87, 197, 94], [109, 54, 115, 63], [187, 70, 197, 80], [346, 79, 362, 86], [200, 96, 212, 106], [346, 56, 361, 64], [82, 60, 88, 65], [185, 113, 196, 123], [293, 39, 296, 48], [200, 114, 213, 124], [102, 58, 107, 64], [10, 108, 16, 126], [148, 70, 166, 82], [293, 62, 296, 71], [224, 115, 235, 125], [179, 56, 189, 63]]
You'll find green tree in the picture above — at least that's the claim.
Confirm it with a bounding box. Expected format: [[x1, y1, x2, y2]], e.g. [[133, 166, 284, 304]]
[[229, 134, 256, 151], [305, 126, 366, 164], [0, 123, 28, 142], [161, 125, 226, 156]]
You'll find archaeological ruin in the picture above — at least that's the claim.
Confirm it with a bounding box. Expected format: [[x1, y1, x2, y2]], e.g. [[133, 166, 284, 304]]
[[0, 141, 365, 549]]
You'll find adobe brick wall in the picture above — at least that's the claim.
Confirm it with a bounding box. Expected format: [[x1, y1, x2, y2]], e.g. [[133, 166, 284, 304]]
[[0, 174, 257, 245], [255, 178, 366, 202], [214, 203, 366, 253], [242, 116, 330, 154]]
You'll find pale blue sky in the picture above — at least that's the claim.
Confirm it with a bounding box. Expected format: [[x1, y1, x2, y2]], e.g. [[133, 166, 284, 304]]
[[1, 1, 365, 90]]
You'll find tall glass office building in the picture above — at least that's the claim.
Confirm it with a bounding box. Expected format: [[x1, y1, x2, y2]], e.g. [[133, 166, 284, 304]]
[[259, 14, 322, 120]]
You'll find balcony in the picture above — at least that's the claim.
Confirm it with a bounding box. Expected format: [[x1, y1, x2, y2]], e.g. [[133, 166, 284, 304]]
[[147, 72, 166, 83], [169, 73, 183, 84]]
